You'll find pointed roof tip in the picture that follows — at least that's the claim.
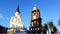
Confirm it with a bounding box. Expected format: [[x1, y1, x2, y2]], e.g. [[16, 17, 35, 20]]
[[16, 4, 20, 13], [17, 4, 19, 10], [32, 4, 37, 10]]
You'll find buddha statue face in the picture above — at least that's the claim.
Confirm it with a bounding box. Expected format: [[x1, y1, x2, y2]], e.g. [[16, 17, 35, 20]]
[[15, 11, 19, 17]]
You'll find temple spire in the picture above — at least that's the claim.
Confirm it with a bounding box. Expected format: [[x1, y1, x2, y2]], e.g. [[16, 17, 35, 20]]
[[16, 4, 20, 13]]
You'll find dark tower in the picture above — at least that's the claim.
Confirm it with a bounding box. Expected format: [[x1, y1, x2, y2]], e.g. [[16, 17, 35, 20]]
[[28, 5, 42, 34]]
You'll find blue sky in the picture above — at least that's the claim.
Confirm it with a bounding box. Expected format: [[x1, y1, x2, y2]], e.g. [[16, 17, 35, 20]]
[[0, 0, 60, 31]]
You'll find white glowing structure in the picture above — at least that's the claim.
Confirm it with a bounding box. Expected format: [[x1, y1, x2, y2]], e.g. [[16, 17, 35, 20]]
[[10, 6, 24, 28]]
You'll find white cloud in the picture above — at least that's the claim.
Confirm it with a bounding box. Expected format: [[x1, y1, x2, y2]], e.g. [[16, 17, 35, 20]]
[[0, 14, 3, 19]]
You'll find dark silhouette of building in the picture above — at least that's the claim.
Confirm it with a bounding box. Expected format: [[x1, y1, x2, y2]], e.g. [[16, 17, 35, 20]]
[[42, 24, 48, 34], [48, 21, 57, 34], [0, 25, 8, 33]]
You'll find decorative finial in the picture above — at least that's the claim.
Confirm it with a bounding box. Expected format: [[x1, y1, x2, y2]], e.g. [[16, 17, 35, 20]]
[[32, 4, 37, 10]]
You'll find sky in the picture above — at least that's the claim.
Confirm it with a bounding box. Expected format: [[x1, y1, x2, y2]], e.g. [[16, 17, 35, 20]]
[[0, 0, 60, 31]]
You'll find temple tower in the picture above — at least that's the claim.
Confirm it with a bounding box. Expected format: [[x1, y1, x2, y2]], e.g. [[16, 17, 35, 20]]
[[7, 5, 27, 34], [29, 5, 42, 33], [10, 5, 24, 28]]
